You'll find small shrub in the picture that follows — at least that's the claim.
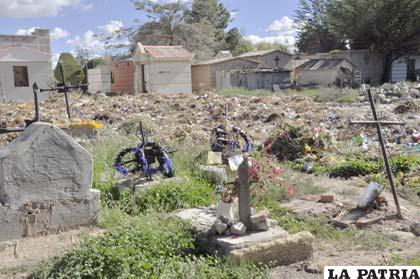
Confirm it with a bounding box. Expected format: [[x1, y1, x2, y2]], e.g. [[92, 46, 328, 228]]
[[218, 88, 275, 97], [390, 155, 420, 174], [125, 178, 216, 214], [328, 159, 381, 179]]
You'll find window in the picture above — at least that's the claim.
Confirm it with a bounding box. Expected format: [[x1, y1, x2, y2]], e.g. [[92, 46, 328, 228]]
[[13, 66, 29, 87]]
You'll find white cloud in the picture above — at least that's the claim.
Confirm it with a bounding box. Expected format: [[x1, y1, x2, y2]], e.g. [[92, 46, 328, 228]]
[[50, 27, 70, 40], [266, 16, 296, 35], [230, 11, 238, 19], [246, 16, 298, 52], [17, 26, 70, 40], [16, 27, 40, 36], [98, 20, 124, 34], [66, 30, 103, 51], [0, 0, 93, 18], [246, 34, 296, 49]]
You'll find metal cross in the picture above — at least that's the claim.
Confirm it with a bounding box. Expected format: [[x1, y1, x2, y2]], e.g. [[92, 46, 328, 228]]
[[350, 89, 403, 219]]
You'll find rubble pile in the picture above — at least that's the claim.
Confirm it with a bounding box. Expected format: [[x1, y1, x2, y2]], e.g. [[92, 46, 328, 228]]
[[364, 82, 420, 104], [0, 86, 419, 149]]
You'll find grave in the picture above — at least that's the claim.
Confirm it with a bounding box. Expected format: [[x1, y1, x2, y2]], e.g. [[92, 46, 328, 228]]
[[0, 122, 100, 241], [177, 158, 314, 266]]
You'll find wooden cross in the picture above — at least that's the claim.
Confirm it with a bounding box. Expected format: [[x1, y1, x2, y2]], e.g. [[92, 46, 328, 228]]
[[350, 89, 403, 219]]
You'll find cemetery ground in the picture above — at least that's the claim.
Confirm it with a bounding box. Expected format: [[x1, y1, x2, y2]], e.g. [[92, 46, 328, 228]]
[[0, 86, 419, 278]]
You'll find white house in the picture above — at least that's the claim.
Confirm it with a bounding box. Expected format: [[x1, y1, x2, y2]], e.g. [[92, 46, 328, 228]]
[[391, 55, 420, 82], [133, 43, 192, 94], [0, 29, 51, 102]]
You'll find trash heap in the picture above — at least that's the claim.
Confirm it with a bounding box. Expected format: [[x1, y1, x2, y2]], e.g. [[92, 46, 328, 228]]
[[362, 82, 420, 104]]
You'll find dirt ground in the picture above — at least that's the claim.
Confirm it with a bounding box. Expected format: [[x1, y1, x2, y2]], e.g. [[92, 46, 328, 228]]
[[0, 228, 102, 279]]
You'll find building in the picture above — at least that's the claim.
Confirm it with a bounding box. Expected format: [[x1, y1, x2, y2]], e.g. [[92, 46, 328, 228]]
[[87, 66, 111, 93], [391, 55, 420, 82], [110, 56, 135, 94], [238, 49, 293, 69], [0, 29, 51, 102], [133, 43, 193, 94], [192, 57, 259, 91], [297, 50, 384, 85], [294, 58, 359, 87], [216, 68, 292, 91]]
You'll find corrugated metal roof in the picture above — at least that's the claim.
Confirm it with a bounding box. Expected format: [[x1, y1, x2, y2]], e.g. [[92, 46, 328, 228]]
[[143, 45, 192, 59], [239, 49, 292, 58], [297, 58, 354, 70], [193, 56, 259, 66]]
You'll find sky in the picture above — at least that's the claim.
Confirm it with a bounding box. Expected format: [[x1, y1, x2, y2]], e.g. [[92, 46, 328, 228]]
[[0, 0, 299, 65]]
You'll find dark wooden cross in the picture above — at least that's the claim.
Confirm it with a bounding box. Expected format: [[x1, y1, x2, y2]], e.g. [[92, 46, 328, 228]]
[[350, 89, 403, 219], [237, 157, 252, 228]]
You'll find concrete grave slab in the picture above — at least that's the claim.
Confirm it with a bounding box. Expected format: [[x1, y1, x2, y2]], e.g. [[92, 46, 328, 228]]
[[0, 122, 100, 241]]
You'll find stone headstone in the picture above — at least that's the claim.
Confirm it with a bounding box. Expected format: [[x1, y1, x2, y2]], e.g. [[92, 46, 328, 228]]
[[0, 122, 100, 241]]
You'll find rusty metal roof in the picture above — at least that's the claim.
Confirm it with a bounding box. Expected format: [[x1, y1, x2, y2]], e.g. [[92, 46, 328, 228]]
[[143, 45, 192, 59], [239, 49, 292, 58], [297, 58, 355, 70]]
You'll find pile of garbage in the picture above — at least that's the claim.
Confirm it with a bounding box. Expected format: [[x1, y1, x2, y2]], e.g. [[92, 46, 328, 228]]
[[264, 124, 331, 161], [363, 82, 420, 104]]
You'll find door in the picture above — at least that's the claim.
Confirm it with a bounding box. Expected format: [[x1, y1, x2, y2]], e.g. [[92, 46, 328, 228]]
[[407, 59, 416, 81]]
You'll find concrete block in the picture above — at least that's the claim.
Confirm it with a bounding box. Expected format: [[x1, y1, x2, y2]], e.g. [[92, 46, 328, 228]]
[[250, 209, 269, 224], [0, 122, 92, 207], [228, 231, 314, 265], [197, 164, 227, 184], [196, 151, 223, 165]]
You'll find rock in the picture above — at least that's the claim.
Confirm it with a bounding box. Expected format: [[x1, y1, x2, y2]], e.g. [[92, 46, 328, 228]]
[[252, 219, 270, 231], [410, 222, 420, 236], [0, 123, 100, 241], [228, 231, 314, 265], [176, 208, 217, 238], [216, 198, 239, 222], [213, 219, 228, 235], [250, 209, 270, 224], [319, 194, 335, 203], [231, 222, 247, 235], [386, 231, 416, 242], [305, 263, 322, 274], [409, 88, 420, 98], [197, 165, 227, 184]]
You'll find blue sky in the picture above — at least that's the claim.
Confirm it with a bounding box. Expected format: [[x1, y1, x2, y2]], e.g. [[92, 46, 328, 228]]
[[0, 0, 298, 64]]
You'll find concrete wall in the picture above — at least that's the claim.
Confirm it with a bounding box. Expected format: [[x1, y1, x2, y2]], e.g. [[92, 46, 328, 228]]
[[297, 69, 337, 86], [0, 61, 51, 102], [0, 29, 51, 54], [209, 59, 259, 90], [260, 51, 292, 69], [391, 58, 407, 82], [217, 70, 291, 91], [88, 67, 111, 93], [307, 50, 384, 84], [192, 64, 211, 91], [110, 61, 135, 94], [143, 61, 192, 94]]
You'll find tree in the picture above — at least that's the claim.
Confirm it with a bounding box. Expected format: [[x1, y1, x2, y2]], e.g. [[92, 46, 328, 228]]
[[294, 0, 344, 53], [224, 28, 253, 56], [131, 0, 237, 61], [327, 0, 420, 81], [254, 42, 288, 52]]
